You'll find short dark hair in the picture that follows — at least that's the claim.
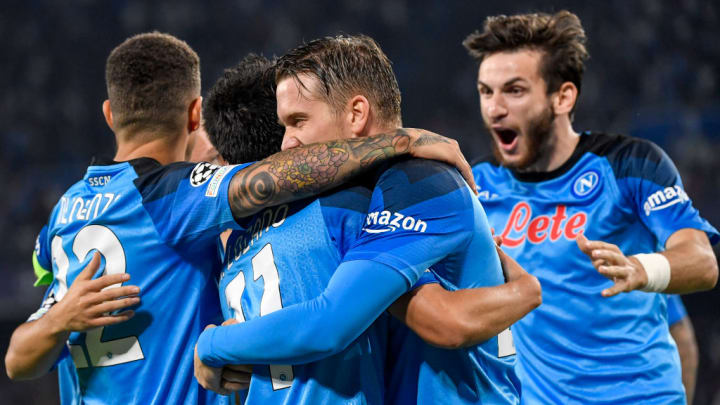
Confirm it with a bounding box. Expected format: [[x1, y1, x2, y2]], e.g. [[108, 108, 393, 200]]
[[275, 35, 402, 128], [463, 11, 589, 100], [203, 54, 283, 164], [105, 32, 201, 135]]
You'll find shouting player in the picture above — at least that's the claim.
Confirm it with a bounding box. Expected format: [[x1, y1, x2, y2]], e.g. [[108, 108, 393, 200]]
[[196, 35, 537, 405], [465, 11, 719, 404], [3, 32, 471, 404]]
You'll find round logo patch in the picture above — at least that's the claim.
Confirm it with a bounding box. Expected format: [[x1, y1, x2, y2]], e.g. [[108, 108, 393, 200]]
[[190, 162, 220, 187], [572, 170, 600, 197]]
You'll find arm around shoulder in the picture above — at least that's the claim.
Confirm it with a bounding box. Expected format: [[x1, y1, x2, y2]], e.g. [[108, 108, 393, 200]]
[[390, 248, 541, 349]]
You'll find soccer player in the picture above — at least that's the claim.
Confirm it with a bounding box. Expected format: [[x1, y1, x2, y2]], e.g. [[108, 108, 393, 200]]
[[465, 11, 719, 404], [667, 295, 698, 405], [4, 32, 470, 404], [196, 35, 530, 405]]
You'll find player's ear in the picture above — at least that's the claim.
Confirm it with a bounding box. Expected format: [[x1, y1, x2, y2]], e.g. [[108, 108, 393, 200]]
[[552, 82, 578, 116], [187, 96, 202, 133], [346, 95, 371, 137], [102, 100, 114, 130]]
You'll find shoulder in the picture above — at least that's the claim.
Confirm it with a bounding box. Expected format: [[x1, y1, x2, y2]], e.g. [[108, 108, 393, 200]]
[[373, 158, 470, 209], [319, 183, 373, 214], [582, 132, 677, 184], [133, 160, 213, 203], [582, 132, 666, 163]]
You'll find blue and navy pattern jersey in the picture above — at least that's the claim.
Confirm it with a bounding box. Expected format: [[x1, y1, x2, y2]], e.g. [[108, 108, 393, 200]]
[[30, 157, 249, 405], [219, 183, 388, 405], [666, 295, 688, 326], [472, 132, 718, 405], [346, 159, 520, 405]]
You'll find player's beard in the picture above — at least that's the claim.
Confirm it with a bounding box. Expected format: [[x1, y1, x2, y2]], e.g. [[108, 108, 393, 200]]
[[489, 104, 555, 170]]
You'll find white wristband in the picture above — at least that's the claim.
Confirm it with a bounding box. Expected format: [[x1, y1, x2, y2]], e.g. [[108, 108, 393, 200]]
[[633, 253, 671, 292]]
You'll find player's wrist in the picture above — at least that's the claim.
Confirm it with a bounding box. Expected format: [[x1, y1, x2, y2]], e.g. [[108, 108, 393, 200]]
[[41, 306, 72, 338], [632, 253, 671, 292]]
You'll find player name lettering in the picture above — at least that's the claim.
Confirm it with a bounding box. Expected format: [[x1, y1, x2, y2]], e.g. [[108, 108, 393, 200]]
[[643, 185, 689, 216], [58, 193, 119, 224], [363, 210, 427, 234], [228, 204, 288, 267], [500, 203, 586, 247]]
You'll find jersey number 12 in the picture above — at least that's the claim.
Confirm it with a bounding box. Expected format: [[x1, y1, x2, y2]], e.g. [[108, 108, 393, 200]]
[[52, 225, 144, 368]]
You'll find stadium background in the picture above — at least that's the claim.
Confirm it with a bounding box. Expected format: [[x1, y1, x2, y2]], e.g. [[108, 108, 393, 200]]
[[1, 0, 718, 403]]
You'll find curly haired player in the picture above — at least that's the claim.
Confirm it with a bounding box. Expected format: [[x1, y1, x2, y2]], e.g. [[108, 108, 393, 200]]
[[465, 11, 718, 404]]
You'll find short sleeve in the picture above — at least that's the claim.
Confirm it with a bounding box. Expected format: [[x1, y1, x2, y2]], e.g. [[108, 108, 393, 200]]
[[666, 294, 687, 326], [411, 269, 440, 290], [33, 225, 53, 287], [344, 159, 476, 286], [613, 140, 719, 246], [27, 284, 58, 322], [135, 162, 252, 248]]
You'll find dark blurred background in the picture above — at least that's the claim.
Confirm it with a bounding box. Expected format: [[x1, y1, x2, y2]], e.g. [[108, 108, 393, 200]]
[[1, 0, 718, 403]]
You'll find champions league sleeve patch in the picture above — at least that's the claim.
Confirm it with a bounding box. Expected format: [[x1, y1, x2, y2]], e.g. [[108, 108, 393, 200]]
[[189, 162, 221, 187]]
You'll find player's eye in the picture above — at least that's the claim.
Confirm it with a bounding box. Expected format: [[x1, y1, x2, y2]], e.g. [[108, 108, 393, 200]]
[[478, 87, 492, 97], [507, 86, 525, 96]]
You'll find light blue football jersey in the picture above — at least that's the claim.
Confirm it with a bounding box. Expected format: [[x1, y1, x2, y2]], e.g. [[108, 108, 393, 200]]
[[31, 157, 250, 404], [219, 183, 388, 405], [472, 132, 719, 404], [202, 159, 520, 405], [666, 295, 687, 326], [345, 159, 521, 405]]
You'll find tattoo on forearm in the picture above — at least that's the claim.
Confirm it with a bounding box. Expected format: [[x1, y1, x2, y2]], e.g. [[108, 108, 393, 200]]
[[413, 131, 451, 146], [227, 128, 445, 218]]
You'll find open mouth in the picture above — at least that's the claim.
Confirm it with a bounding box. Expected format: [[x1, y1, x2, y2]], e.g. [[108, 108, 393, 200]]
[[496, 129, 517, 145], [493, 128, 519, 151]]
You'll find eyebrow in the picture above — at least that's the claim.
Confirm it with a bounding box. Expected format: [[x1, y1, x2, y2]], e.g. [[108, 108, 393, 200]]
[[477, 77, 527, 88]]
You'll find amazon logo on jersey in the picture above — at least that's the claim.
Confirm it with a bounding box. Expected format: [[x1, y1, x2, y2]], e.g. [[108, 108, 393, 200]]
[[499, 203, 586, 247], [363, 210, 427, 234], [643, 185, 689, 216]]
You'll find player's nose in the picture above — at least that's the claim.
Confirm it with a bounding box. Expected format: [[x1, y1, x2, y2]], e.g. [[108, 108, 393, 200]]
[[484, 95, 508, 121], [281, 135, 302, 151]]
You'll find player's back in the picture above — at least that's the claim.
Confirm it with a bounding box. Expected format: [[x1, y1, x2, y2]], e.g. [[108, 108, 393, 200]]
[[354, 159, 520, 404], [220, 183, 386, 405], [38, 157, 244, 404]]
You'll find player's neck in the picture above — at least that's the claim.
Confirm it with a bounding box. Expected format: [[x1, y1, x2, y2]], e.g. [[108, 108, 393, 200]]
[[362, 122, 396, 139], [114, 131, 187, 165], [521, 118, 579, 173]]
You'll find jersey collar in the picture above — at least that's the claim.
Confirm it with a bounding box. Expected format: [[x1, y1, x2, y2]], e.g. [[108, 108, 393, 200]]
[[90, 156, 162, 175], [509, 131, 592, 183]]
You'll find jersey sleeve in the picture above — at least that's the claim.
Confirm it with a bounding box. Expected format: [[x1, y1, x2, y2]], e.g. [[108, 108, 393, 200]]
[[665, 294, 687, 326], [343, 159, 476, 286], [197, 259, 408, 366], [27, 284, 59, 322], [33, 225, 53, 287], [135, 162, 252, 248], [411, 269, 439, 290], [613, 139, 719, 246]]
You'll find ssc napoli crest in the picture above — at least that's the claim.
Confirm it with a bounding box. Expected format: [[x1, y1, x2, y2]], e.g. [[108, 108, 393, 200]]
[[190, 162, 220, 187], [572, 170, 600, 197]]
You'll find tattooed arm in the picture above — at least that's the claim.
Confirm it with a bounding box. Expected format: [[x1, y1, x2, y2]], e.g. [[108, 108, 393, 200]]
[[228, 128, 475, 218]]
